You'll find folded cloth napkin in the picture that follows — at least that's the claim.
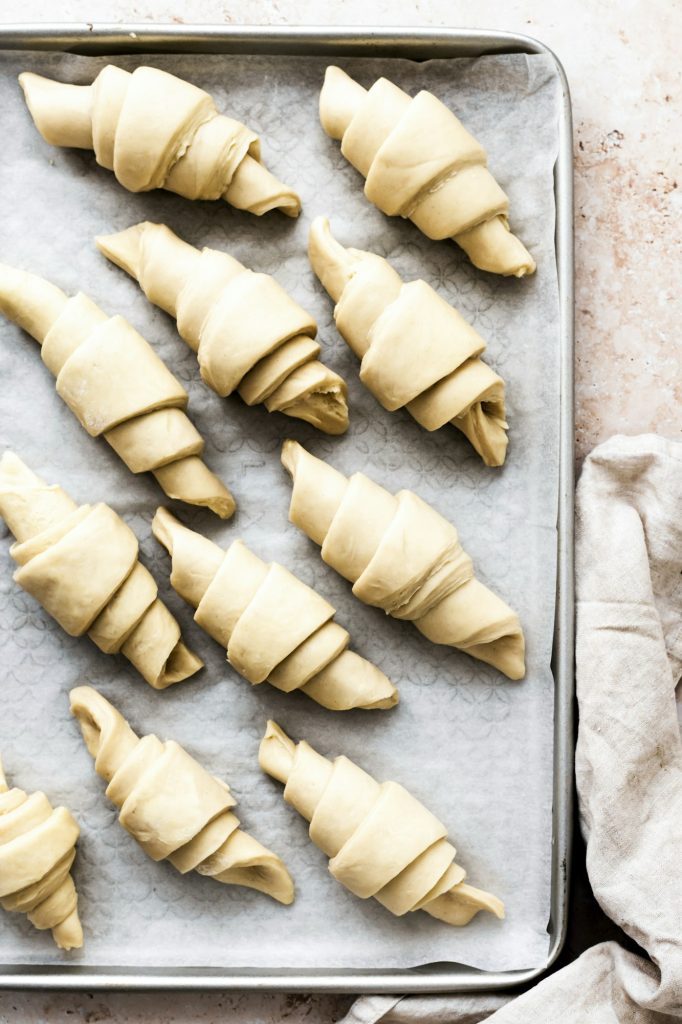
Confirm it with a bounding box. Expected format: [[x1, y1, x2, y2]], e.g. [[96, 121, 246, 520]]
[[341, 435, 682, 1024]]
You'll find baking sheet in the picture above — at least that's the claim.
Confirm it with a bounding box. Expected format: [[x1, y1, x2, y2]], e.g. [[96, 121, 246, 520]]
[[0, 49, 561, 973]]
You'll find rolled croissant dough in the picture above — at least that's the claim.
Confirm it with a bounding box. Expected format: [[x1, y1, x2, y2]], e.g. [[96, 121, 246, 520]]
[[19, 65, 301, 217], [308, 215, 508, 466], [152, 507, 398, 711], [97, 221, 350, 436], [0, 450, 202, 689], [0, 756, 83, 951], [319, 65, 535, 277], [281, 440, 525, 680], [70, 686, 294, 905], [260, 721, 504, 925], [0, 262, 236, 518]]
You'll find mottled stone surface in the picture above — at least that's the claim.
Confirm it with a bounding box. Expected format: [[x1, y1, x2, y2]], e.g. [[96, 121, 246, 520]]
[[0, 1, 676, 1021]]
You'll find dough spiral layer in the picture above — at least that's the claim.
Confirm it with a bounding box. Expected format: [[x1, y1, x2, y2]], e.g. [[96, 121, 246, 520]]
[[260, 721, 504, 925], [281, 440, 525, 680], [0, 756, 83, 950], [70, 686, 294, 904], [97, 222, 349, 436], [19, 66, 300, 217], [0, 263, 235, 518], [152, 507, 398, 710], [309, 216, 508, 466], [0, 452, 202, 689], [319, 66, 535, 277]]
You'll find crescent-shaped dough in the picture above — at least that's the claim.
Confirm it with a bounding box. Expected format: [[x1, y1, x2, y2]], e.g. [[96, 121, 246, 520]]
[[308, 216, 508, 466], [319, 66, 535, 277], [260, 721, 503, 925], [0, 755, 83, 950], [19, 66, 300, 217], [280, 440, 525, 680], [96, 222, 350, 436], [0, 452, 203, 689], [70, 686, 294, 905], [152, 507, 398, 711], [0, 263, 235, 518]]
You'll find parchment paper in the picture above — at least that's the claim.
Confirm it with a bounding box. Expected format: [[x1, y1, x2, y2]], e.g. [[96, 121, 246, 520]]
[[0, 49, 561, 973]]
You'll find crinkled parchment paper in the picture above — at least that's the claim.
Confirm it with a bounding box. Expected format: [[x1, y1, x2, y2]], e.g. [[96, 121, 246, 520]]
[[0, 49, 560, 972]]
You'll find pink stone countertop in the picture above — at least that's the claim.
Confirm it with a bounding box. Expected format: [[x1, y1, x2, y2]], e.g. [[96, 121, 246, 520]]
[[0, 1, 678, 1021]]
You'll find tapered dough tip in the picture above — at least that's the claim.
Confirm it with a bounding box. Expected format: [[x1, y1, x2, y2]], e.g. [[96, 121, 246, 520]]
[[19, 71, 93, 149], [264, 863, 295, 906], [319, 65, 367, 140], [427, 882, 505, 926], [499, 662, 524, 681], [18, 70, 46, 98], [308, 216, 354, 303], [52, 908, 84, 951], [484, 434, 509, 469], [481, 889, 505, 920], [95, 222, 149, 278], [489, 632, 525, 680], [17, 71, 51, 118], [151, 506, 183, 555], [280, 438, 304, 478], [152, 457, 237, 520], [309, 214, 331, 241], [69, 683, 99, 713], [213, 833, 295, 906], [68, 684, 114, 735], [155, 641, 204, 689], [0, 449, 33, 481], [210, 493, 236, 519], [276, 876, 295, 906], [0, 263, 68, 342], [69, 685, 139, 775], [223, 154, 302, 218], [259, 720, 296, 784], [210, 493, 237, 519], [507, 651, 525, 681], [455, 215, 536, 279]]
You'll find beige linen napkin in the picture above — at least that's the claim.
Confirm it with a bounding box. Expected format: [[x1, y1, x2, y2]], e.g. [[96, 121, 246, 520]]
[[342, 435, 682, 1024]]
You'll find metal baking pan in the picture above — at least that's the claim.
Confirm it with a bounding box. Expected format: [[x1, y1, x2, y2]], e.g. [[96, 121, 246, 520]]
[[0, 23, 574, 994]]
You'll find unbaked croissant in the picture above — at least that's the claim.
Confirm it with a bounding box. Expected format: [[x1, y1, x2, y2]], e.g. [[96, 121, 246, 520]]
[[0, 452, 202, 689], [0, 756, 83, 950], [19, 66, 300, 217], [0, 263, 235, 518], [260, 721, 504, 925], [152, 507, 398, 711], [319, 66, 535, 277], [70, 686, 294, 904], [309, 216, 508, 466], [96, 222, 350, 436], [281, 440, 525, 679]]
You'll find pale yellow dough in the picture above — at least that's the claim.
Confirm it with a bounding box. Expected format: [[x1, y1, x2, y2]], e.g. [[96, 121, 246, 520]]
[[0, 263, 235, 518], [309, 216, 508, 466], [0, 756, 83, 950], [96, 222, 349, 436], [319, 66, 535, 277], [152, 507, 398, 711], [0, 452, 202, 689], [281, 440, 525, 680], [260, 721, 503, 925], [19, 65, 300, 217], [70, 687, 294, 904]]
